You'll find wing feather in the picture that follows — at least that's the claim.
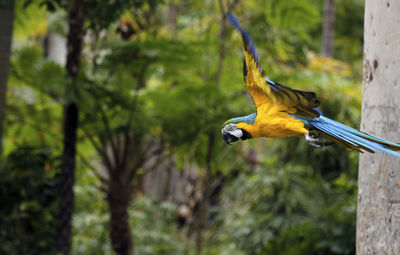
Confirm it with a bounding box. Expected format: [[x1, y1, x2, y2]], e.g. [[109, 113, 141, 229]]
[[229, 12, 320, 119]]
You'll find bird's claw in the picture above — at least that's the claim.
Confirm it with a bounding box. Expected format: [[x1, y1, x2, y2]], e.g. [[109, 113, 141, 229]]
[[305, 131, 333, 148]]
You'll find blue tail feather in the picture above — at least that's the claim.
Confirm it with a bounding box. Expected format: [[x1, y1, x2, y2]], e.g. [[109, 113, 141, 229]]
[[311, 121, 359, 147], [308, 116, 400, 157], [319, 116, 400, 148]]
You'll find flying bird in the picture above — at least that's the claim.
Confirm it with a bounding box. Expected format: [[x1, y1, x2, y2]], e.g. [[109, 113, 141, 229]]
[[221, 12, 400, 157]]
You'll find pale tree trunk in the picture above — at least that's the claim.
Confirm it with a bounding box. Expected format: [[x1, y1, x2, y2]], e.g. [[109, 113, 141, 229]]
[[0, 0, 14, 154], [166, 1, 177, 36], [46, 31, 67, 66], [322, 0, 334, 57], [356, 1, 400, 254]]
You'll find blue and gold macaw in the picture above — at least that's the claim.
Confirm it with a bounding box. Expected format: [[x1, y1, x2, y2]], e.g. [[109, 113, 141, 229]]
[[221, 12, 400, 157]]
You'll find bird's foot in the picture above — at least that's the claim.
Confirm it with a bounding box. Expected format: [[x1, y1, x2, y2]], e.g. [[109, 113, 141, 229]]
[[305, 131, 333, 148]]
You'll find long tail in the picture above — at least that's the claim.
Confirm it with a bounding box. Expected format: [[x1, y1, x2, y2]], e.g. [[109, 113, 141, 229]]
[[309, 116, 400, 157]]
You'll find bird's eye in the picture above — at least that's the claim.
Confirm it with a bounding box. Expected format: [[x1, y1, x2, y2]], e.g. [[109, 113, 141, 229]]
[[224, 124, 237, 132]]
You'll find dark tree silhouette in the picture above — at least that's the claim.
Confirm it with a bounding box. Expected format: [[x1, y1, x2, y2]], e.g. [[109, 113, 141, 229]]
[[54, 0, 85, 254], [0, 0, 14, 154]]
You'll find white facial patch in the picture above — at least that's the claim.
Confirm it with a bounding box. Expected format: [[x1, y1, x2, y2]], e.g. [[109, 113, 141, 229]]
[[222, 123, 237, 132], [222, 124, 243, 139], [228, 129, 243, 138]]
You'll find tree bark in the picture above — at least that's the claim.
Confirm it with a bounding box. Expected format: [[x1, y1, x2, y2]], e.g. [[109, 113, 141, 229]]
[[356, 1, 400, 254], [107, 178, 134, 255], [0, 0, 14, 154], [54, 0, 84, 254], [322, 0, 334, 57]]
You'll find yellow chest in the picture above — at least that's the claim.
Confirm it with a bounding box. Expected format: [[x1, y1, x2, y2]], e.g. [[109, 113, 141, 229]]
[[237, 112, 307, 138]]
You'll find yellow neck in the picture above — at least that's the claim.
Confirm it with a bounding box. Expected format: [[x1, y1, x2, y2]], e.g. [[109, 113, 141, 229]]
[[237, 122, 261, 138]]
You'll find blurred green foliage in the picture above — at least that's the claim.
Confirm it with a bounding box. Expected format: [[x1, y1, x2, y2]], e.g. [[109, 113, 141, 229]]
[[3, 0, 365, 254], [0, 147, 59, 255]]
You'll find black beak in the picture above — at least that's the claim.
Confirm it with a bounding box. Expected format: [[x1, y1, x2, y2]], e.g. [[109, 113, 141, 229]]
[[222, 131, 239, 145]]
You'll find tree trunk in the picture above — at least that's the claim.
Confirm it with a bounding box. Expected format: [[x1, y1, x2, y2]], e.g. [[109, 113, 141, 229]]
[[356, 1, 400, 254], [54, 0, 84, 254], [46, 30, 67, 66], [107, 178, 134, 255], [194, 1, 230, 253], [0, 0, 14, 154], [195, 132, 215, 255], [166, 1, 177, 36], [322, 0, 334, 57]]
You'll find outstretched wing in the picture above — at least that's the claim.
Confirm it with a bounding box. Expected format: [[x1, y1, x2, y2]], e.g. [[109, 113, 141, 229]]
[[229, 12, 320, 119]]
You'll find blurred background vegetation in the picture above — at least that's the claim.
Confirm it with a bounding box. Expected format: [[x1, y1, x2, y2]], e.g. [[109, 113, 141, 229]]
[[1, 0, 364, 254]]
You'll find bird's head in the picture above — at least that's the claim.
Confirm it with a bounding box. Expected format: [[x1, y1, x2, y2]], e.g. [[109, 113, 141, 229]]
[[221, 123, 250, 145]]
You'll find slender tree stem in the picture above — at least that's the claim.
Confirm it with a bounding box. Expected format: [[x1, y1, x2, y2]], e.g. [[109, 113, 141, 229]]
[[0, 0, 14, 155], [54, 0, 84, 254], [322, 0, 335, 57], [195, 1, 240, 253]]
